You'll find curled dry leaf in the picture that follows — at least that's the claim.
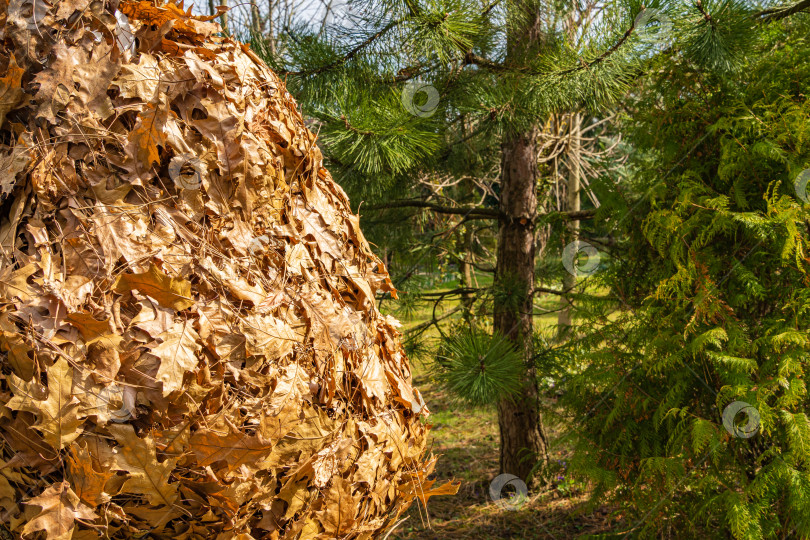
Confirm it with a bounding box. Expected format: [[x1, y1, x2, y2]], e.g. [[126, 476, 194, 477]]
[[0, 0, 456, 538]]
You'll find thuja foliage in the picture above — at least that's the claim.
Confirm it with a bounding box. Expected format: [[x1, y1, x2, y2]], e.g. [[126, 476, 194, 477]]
[[563, 17, 810, 538]]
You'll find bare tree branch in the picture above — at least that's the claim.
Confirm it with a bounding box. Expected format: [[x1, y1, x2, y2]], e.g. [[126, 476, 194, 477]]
[[361, 199, 596, 221]]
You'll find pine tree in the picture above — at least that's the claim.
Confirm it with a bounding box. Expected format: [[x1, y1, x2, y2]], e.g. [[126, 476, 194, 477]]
[[264, 0, 639, 480], [237, 0, 810, 487]]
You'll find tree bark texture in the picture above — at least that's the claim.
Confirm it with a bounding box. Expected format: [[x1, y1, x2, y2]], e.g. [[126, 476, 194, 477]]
[[495, 128, 549, 479], [558, 112, 581, 337], [493, 0, 551, 481]]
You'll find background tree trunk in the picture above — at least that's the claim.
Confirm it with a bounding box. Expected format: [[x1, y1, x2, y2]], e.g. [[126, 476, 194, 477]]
[[267, 0, 276, 55], [558, 112, 581, 338], [459, 226, 475, 314], [220, 0, 229, 34], [250, 1, 262, 36]]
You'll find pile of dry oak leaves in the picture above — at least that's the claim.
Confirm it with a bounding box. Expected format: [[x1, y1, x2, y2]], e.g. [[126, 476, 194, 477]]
[[0, 0, 457, 537]]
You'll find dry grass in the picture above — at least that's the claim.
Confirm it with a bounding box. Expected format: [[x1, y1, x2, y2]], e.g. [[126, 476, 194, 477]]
[[389, 375, 624, 539]]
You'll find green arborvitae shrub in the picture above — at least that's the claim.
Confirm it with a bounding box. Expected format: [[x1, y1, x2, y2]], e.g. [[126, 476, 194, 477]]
[[565, 18, 810, 539]]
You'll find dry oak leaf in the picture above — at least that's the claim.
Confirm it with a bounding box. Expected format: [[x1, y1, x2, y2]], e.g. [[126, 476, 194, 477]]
[[189, 421, 274, 472], [7, 357, 82, 450], [0, 55, 25, 127], [398, 476, 460, 507], [0, 330, 34, 381], [125, 102, 173, 173], [0, 139, 30, 197], [131, 297, 175, 338], [242, 313, 298, 361], [67, 443, 116, 507], [316, 477, 357, 537], [120, 0, 220, 39], [66, 311, 117, 345], [55, 0, 92, 20], [113, 263, 195, 311], [30, 40, 75, 123], [0, 262, 38, 302], [90, 203, 153, 272], [108, 423, 180, 507], [22, 481, 98, 540], [114, 52, 162, 102], [151, 321, 201, 396]]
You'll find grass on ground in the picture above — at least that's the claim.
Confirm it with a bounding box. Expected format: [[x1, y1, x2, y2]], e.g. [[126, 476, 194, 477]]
[[384, 274, 625, 539]]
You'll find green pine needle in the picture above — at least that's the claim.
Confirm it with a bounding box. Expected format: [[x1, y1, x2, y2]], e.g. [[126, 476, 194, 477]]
[[433, 328, 525, 407]]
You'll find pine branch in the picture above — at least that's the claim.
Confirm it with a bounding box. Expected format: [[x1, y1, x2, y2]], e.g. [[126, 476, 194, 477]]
[[282, 19, 402, 76], [462, 16, 638, 77], [415, 287, 483, 298], [462, 52, 507, 71], [756, 0, 810, 21], [361, 199, 501, 219], [361, 199, 596, 221], [404, 304, 464, 336]]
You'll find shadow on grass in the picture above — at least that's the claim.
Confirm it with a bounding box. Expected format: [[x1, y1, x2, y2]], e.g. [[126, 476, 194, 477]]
[[394, 377, 623, 540]]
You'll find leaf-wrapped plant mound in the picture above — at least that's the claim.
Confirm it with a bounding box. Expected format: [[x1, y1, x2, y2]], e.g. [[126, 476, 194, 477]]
[[0, 1, 455, 537]]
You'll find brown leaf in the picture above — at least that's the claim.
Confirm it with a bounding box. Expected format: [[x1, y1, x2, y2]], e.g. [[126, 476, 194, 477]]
[[398, 476, 461, 507], [30, 41, 75, 123], [0, 55, 25, 127], [316, 477, 357, 536], [292, 199, 343, 262], [73, 39, 120, 119], [114, 53, 161, 102], [242, 314, 298, 361], [0, 330, 34, 380], [67, 443, 116, 507], [113, 263, 195, 311], [0, 263, 38, 302], [108, 424, 179, 507], [121, 1, 220, 39], [66, 311, 115, 344], [90, 198, 153, 272], [7, 357, 83, 450], [125, 102, 172, 178], [189, 421, 274, 472], [55, 0, 91, 20], [22, 481, 98, 540], [151, 321, 201, 396], [131, 297, 175, 338]]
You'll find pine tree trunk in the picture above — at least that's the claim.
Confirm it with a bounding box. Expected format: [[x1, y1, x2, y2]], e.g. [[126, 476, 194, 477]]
[[558, 112, 581, 337], [493, 0, 549, 482], [495, 128, 548, 479]]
